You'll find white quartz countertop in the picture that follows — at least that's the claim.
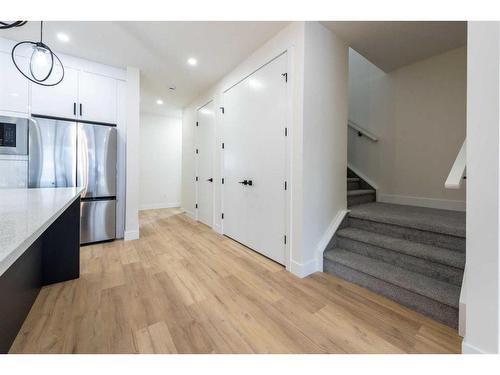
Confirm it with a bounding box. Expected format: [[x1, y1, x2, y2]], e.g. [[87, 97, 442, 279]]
[[0, 187, 83, 276]]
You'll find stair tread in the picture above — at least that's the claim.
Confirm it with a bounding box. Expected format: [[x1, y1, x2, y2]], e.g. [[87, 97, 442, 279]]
[[347, 189, 376, 197], [324, 248, 460, 308], [349, 202, 465, 238], [336, 227, 465, 269]]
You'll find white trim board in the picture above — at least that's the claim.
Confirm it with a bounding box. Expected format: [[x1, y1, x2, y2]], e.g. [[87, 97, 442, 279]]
[[290, 209, 349, 278], [182, 208, 196, 220], [347, 163, 379, 190], [462, 341, 488, 354], [378, 193, 466, 212], [139, 203, 181, 211], [315, 209, 349, 273], [290, 258, 318, 278], [124, 230, 139, 241]]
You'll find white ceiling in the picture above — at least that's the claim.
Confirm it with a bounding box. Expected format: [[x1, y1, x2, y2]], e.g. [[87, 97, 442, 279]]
[[0, 21, 288, 116], [322, 21, 466, 72]]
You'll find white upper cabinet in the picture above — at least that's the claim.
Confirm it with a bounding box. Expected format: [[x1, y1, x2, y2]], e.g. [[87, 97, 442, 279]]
[[31, 65, 79, 119], [0, 51, 29, 114], [78, 72, 117, 124]]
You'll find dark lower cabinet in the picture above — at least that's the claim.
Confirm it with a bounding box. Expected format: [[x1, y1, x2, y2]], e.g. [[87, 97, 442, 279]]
[[0, 197, 80, 353]]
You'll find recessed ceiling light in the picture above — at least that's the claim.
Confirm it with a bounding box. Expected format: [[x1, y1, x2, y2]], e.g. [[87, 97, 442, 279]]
[[56, 33, 70, 42], [156, 99, 164, 105], [187, 57, 197, 66]]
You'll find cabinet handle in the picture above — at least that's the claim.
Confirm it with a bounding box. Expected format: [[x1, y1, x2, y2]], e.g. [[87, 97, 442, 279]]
[[73, 103, 76, 116], [79, 103, 82, 117]]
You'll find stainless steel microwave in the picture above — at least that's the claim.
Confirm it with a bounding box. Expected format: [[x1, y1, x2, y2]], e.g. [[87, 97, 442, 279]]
[[0, 115, 28, 155]]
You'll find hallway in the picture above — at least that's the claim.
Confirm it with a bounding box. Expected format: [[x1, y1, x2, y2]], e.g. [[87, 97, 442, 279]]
[[10, 208, 461, 354]]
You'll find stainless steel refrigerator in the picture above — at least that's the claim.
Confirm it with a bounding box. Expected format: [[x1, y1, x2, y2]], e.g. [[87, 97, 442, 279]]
[[28, 116, 117, 244]]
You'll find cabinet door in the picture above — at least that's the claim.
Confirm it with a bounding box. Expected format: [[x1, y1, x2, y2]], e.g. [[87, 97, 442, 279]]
[[31, 65, 79, 119], [78, 72, 117, 124], [0, 51, 29, 114]]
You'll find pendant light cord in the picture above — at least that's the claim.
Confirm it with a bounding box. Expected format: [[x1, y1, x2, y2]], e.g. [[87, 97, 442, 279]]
[[40, 21, 43, 43]]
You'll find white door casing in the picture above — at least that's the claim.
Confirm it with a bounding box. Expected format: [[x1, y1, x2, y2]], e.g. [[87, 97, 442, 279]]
[[196, 100, 215, 227], [222, 52, 288, 265]]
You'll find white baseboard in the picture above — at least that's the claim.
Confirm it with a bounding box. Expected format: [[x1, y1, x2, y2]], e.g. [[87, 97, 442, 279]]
[[462, 341, 488, 354], [181, 208, 196, 220], [290, 258, 318, 278], [139, 202, 181, 211], [124, 229, 139, 241], [315, 209, 349, 272], [378, 193, 466, 212], [213, 223, 223, 234]]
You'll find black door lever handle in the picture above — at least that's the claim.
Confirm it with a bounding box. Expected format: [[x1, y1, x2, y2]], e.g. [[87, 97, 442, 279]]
[[247, 180, 253, 186], [207, 178, 213, 182], [238, 180, 248, 185]]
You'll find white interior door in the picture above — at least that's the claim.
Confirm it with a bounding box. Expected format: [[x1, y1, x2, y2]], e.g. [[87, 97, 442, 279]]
[[196, 101, 215, 226], [223, 53, 287, 265]]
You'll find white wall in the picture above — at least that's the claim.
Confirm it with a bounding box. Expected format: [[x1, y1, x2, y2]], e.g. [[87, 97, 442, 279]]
[[182, 21, 348, 277], [139, 112, 182, 210], [348, 46, 467, 211], [300, 22, 348, 272], [462, 21, 500, 354], [124, 66, 140, 240]]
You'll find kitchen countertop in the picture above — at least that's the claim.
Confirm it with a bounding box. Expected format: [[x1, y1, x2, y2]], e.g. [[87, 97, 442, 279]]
[[0, 187, 83, 276]]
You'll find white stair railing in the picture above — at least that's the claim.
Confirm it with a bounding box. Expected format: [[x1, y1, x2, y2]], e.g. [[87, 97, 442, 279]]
[[445, 140, 466, 189], [348, 120, 378, 142]]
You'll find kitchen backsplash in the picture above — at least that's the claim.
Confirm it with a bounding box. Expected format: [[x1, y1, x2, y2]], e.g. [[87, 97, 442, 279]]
[[0, 155, 28, 188]]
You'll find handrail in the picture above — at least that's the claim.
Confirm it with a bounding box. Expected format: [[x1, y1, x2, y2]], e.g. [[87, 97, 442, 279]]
[[348, 120, 378, 142], [445, 140, 466, 189]]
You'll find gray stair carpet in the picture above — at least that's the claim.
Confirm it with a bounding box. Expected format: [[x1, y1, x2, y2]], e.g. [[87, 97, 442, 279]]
[[335, 228, 464, 285], [326, 173, 465, 328]]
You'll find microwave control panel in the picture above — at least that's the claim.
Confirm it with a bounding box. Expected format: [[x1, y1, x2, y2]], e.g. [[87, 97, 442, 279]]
[[0, 122, 16, 147]]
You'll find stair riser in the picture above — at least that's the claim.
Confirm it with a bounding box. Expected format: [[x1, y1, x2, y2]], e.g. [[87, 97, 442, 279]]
[[348, 217, 465, 252], [334, 236, 463, 286], [347, 181, 360, 190], [347, 194, 376, 207], [323, 259, 458, 328]]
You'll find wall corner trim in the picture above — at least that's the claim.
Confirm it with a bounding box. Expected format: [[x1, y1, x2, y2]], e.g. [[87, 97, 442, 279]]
[[290, 258, 318, 278], [124, 230, 140, 241], [315, 209, 350, 271]]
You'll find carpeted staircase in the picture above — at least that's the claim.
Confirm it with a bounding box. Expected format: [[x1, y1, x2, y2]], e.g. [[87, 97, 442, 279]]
[[324, 174, 465, 328]]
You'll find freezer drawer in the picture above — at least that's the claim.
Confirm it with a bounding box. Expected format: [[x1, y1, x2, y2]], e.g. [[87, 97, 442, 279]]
[[80, 199, 116, 244], [77, 124, 117, 198]]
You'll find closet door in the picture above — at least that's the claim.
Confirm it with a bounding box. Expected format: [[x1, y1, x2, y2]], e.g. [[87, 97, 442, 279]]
[[223, 53, 287, 264], [196, 101, 215, 227]]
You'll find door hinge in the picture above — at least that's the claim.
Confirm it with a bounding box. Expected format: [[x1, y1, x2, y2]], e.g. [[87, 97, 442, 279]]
[[222, 178, 225, 184], [220, 107, 225, 114], [284, 181, 287, 190], [196, 148, 199, 154], [196, 176, 199, 182], [222, 142, 225, 149], [196, 121, 199, 127], [284, 235, 287, 244], [195, 203, 198, 209], [221, 213, 224, 219], [282, 72, 288, 82], [285, 127, 288, 136]]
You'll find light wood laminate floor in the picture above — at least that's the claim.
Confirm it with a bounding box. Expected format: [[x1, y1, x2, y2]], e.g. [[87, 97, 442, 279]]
[[10, 208, 462, 353]]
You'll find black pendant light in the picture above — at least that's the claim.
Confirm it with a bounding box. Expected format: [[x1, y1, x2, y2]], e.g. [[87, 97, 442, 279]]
[[11, 21, 65, 86], [0, 21, 27, 30]]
